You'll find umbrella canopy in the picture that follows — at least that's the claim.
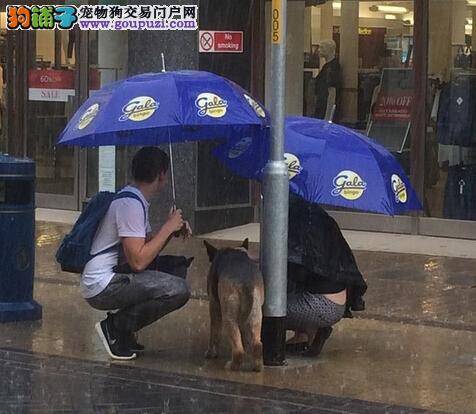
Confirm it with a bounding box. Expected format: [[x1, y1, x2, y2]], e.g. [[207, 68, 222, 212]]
[[214, 116, 422, 215], [57, 70, 269, 147]]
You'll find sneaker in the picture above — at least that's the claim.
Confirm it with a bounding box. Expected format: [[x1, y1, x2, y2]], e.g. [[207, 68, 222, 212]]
[[124, 333, 145, 352], [303, 326, 333, 357], [95, 315, 136, 360]]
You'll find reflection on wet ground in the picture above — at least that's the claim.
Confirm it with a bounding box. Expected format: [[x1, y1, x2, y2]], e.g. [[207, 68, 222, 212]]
[[0, 222, 473, 413], [1, 348, 445, 413]]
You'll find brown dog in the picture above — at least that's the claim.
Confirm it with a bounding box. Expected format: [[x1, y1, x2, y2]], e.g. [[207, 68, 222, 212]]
[[204, 239, 264, 372]]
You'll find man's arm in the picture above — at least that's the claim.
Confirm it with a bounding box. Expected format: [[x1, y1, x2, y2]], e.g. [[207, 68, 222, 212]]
[[121, 209, 183, 273]]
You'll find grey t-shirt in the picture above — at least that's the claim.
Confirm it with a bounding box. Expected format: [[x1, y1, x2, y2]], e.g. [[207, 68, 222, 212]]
[[80, 186, 151, 299]]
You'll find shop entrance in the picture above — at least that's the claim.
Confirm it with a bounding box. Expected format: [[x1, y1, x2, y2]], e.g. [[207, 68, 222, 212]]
[[6, 28, 91, 210], [26, 30, 80, 210]]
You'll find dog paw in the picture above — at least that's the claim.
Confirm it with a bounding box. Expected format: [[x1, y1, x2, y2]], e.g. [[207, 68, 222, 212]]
[[205, 349, 218, 359]]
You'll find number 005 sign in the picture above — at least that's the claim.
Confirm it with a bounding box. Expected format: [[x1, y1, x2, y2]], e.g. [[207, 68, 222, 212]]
[[272, 0, 281, 44]]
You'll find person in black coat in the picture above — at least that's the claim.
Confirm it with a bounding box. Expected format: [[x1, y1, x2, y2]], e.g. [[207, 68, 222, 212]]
[[285, 194, 367, 356]]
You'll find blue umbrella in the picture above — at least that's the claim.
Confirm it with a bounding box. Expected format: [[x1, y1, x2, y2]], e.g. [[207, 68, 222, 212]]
[[57, 69, 269, 204], [214, 116, 422, 216], [57, 70, 269, 147]]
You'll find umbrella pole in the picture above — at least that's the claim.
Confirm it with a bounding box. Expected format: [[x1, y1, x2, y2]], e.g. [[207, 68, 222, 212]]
[[168, 139, 176, 208], [161, 54, 176, 208], [261, 0, 288, 366]]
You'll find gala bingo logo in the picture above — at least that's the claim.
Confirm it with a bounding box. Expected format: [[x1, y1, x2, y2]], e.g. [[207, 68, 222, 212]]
[[244, 94, 266, 118], [332, 170, 367, 200], [119, 96, 159, 122], [284, 153, 303, 180], [77, 103, 99, 130], [391, 174, 408, 203], [195, 93, 228, 118]]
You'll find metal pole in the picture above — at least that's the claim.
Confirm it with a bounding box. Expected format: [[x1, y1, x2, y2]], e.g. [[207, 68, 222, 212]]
[[261, 0, 288, 366]]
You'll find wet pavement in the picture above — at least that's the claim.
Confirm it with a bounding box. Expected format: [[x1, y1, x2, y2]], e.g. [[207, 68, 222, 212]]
[[0, 348, 444, 413], [0, 222, 474, 413]]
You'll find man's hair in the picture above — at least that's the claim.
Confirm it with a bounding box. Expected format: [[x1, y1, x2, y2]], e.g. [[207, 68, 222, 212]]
[[131, 147, 170, 183]]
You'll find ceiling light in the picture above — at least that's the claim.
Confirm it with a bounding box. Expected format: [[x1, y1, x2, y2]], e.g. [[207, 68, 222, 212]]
[[385, 14, 397, 20], [332, 2, 341, 10], [467, 0, 476, 6], [370, 5, 408, 14]]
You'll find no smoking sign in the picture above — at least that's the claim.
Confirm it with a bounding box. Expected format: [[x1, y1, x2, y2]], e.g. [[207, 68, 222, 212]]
[[199, 30, 243, 53]]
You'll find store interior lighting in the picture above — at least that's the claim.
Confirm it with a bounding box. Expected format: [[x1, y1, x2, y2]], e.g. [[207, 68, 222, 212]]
[[467, 0, 476, 6], [385, 14, 397, 20], [370, 5, 409, 14], [332, 2, 341, 10]]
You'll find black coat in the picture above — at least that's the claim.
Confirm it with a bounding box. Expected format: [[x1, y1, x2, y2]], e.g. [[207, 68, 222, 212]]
[[288, 194, 367, 315]]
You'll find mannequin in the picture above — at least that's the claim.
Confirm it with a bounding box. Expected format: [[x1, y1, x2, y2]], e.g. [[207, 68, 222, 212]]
[[314, 39, 341, 122]]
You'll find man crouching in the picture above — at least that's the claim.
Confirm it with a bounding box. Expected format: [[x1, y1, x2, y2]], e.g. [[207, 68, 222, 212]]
[[83, 147, 192, 360]]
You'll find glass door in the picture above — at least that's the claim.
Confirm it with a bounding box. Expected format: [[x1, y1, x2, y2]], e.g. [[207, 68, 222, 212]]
[[419, 0, 476, 239], [26, 29, 79, 210], [302, 0, 417, 234]]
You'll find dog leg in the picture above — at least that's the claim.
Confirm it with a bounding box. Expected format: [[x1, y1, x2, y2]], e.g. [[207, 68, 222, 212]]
[[242, 287, 264, 372], [205, 296, 221, 359], [245, 321, 263, 372], [224, 318, 245, 371], [221, 292, 244, 371]]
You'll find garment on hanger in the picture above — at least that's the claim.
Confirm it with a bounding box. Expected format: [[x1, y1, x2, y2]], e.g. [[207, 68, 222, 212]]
[[437, 75, 476, 147], [443, 165, 476, 220]]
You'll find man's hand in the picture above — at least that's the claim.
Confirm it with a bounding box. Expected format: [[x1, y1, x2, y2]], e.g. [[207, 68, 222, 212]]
[[164, 207, 184, 236]]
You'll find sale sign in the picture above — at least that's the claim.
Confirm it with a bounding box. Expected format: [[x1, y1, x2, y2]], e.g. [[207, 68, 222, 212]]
[[367, 68, 414, 153], [373, 93, 413, 121], [28, 69, 100, 102]]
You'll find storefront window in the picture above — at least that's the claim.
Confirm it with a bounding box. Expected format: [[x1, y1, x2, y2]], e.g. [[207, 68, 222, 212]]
[[425, 0, 476, 222], [300, 0, 414, 215], [305, 1, 414, 166], [26, 30, 77, 197]]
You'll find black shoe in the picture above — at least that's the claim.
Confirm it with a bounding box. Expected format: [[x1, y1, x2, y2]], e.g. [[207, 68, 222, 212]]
[[303, 327, 333, 357], [124, 333, 145, 352], [350, 297, 365, 311], [95, 314, 137, 360]]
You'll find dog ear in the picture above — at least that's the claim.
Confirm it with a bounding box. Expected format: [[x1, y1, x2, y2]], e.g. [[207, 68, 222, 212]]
[[241, 238, 249, 251], [186, 257, 194, 267], [203, 240, 218, 262]]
